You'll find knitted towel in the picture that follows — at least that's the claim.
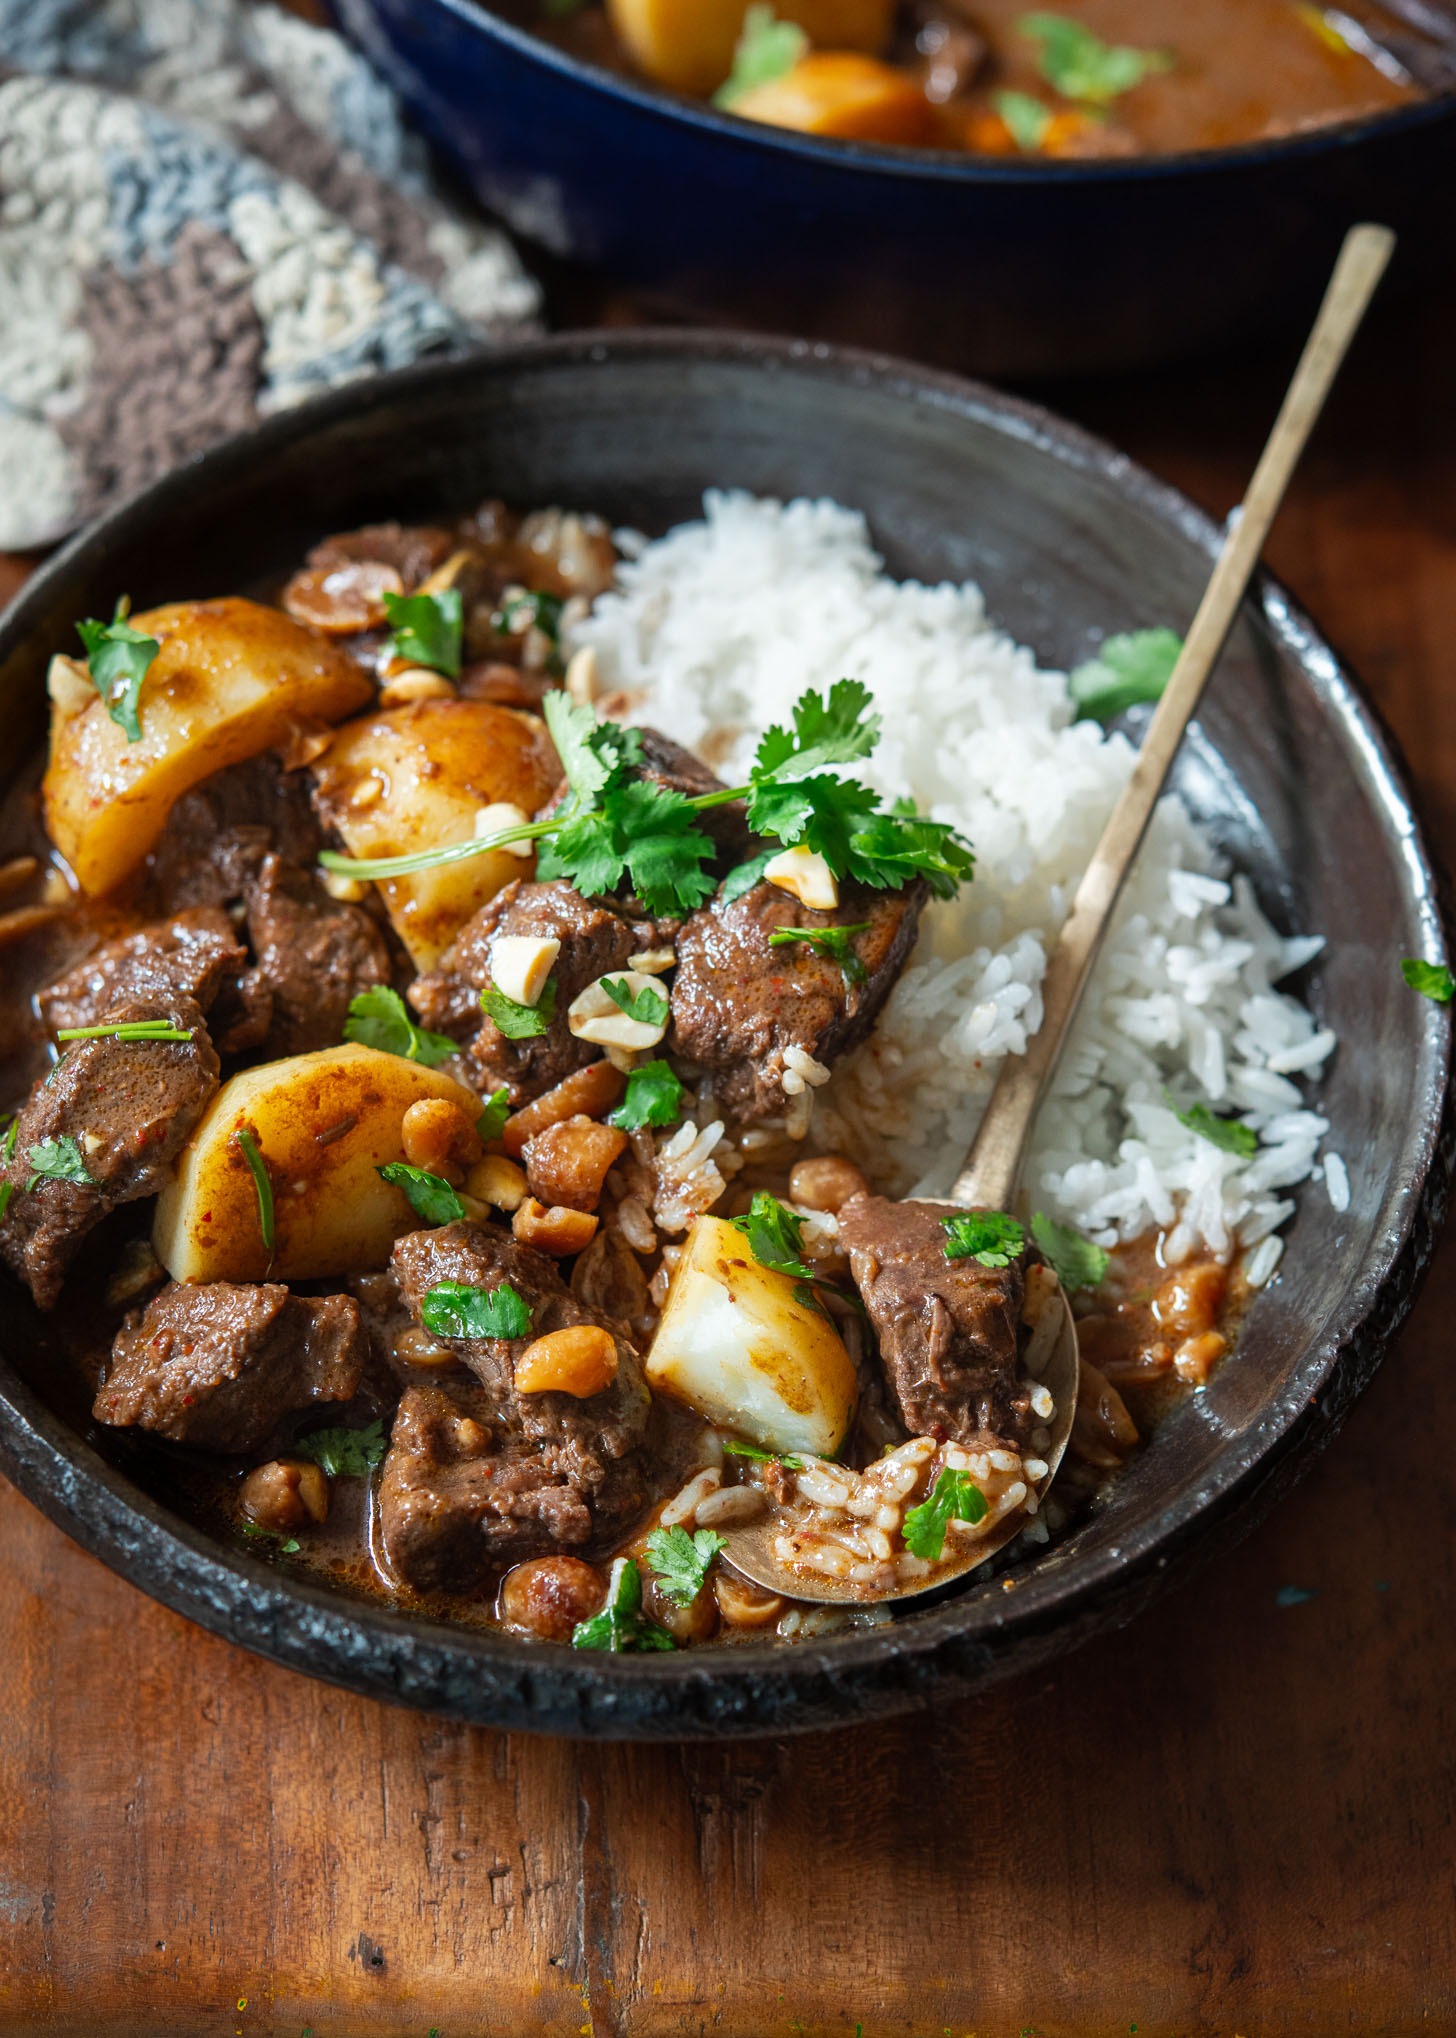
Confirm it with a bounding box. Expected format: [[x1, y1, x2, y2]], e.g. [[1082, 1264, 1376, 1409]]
[[0, 0, 543, 549]]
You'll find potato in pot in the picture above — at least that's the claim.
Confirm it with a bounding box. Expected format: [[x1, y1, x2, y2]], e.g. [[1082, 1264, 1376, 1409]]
[[44, 597, 370, 896], [153, 1044, 481, 1284], [646, 1215, 857, 1459], [606, 0, 895, 95], [312, 698, 560, 969]]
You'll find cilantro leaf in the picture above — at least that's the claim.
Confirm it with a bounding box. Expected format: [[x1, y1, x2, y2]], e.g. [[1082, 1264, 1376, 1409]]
[[571, 1556, 677, 1652], [54, 1019, 195, 1043], [1069, 628, 1183, 722], [903, 1467, 988, 1561], [1177, 1102, 1259, 1157], [1402, 958, 1454, 1004], [481, 977, 557, 1040], [996, 88, 1053, 150], [847, 803, 976, 899], [420, 1279, 532, 1341], [240, 1521, 301, 1554], [751, 679, 881, 782], [382, 588, 462, 677], [295, 1418, 387, 1479], [232, 1127, 275, 1251], [377, 1161, 466, 1225], [730, 1191, 816, 1281], [25, 1133, 96, 1194], [712, 3, 808, 107], [602, 976, 669, 1027], [493, 588, 565, 643], [609, 778, 718, 917], [747, 772, 881, 873], [1030, 1211, 1109, 1292], [768, 922, 870, 986], [720, 848, 774, 904], [344, 986, 457, 1067], [941, 1209, 1025, 1268], [644, 1524, 727, 1607], [75, 598, 160, 743], [608, 1060, 685, 1131], [541, 691, 643, 819], [477, 1087, 511, 1142], [1020, 12, 1172, 103], [722, 1438, 806, 1471], [0, 1117, 19, 1222]]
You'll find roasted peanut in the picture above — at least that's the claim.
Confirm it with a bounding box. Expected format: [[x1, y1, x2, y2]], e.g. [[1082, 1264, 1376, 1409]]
[[498, 1555, 606, 1641], [713, 1565, 785, 1628], [394, 1325, 461, 1371], [514, 1323, 619, 1397], [378, 669, 456, 707], [503, 1060, 626, 1157], [239, 1458, 330, 1534], [283, 559, 403, 633], [401, 1097, 483, 1181], [642, 1570, 719, 1645], [466, 1153, 528, 1211], [788, 1154, 869, 1215], [513, 1197, 600, 1256], [524, 1114, 629, 1213]]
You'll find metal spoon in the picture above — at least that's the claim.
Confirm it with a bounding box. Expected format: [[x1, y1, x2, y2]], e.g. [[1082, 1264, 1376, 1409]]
[[721, 221, 1396, 1608]]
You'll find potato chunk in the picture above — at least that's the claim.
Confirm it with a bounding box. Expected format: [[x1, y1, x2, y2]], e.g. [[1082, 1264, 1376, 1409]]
[[44, 598, 370, 896], [312, 699, 560, 969], [606, 0, 894, 95], [646, 1216, 857, 1458], [153, 1045, 480, 1284], [730, 52, 938, 143]]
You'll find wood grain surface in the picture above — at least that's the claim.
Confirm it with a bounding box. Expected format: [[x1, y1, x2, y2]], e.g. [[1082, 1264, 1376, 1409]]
[[0, 274, 1452, 2035]]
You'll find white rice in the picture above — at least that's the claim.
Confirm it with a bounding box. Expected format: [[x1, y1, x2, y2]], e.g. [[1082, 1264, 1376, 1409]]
[[571, 491, 1337, 1261]]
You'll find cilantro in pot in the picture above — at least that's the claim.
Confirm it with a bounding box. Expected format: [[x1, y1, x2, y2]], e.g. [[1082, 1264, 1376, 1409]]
[[377, 1161, 466, 1226], [420, 1279, 532, 1341], [382, 587, 462, 678], [75, 597, 160, 743], [571, 1556, 677, 1652], [903, 1467, 988, 1561], [644, 1525, 727, 1607], [941, 1210, 1025, 1268], [344, 986, 457, 1066]]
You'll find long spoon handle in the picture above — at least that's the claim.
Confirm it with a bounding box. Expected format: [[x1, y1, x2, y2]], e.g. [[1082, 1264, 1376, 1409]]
[[953, 221, 1396, 1213]]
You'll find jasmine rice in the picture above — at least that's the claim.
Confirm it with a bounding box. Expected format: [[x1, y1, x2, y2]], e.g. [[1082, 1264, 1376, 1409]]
[[571, 489, 1339, 1276]]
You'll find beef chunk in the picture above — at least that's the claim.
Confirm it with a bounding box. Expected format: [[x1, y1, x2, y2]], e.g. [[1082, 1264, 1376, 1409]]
[[37, 908, 247, 1035], [141, 754, 321, 917], [837, 1195, 1030, 1448], [94, 1282, 366, 1452], [377, 1220, 651, 1592], [1, 998, 220, 1309], [669, 878, 926, 1122], [244, 853, 391, 1057], [409, 878, 659, 1104]]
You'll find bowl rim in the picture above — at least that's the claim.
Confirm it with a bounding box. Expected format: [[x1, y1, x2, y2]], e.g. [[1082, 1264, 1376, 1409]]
[[0, 327, 1450, 1738], [413, 0, 1456, 183]]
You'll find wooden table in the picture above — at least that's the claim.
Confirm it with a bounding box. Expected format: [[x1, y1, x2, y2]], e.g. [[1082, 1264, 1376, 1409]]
[[2, 276, 1453, 2035]]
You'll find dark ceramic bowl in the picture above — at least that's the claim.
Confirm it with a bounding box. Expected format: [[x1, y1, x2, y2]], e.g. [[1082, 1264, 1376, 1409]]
[[0, 334, 1449, 1737], [331, 0, 1456, 376]]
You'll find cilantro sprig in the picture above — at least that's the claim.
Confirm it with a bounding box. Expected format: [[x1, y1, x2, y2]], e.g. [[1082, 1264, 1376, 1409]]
[[233, 1127, 274, 1252], [343, 986, 457, 1066], [0, 1118, 17, 1221], [377, 1161, 466, 1225], [941, 1210, 1025, 1268], [996, 88, 1054, 150], [319, 681, 974, 919], [1030, 1211, 1109, 1292], [1176, 1101, 1259, 1158], [608, 1060, 685, 1132], [383, 588, 462, 678], [644, 1524, 727, 1606], [477, 1087, 512, 1142], [481, 977, 557, 1039], [295, 1418, 387, 1478], [903, 1467, 988, 1561], [768, 922, 870, 986], [241, 1521, 301, 1554], [723, 1437, 806, 1472], [1402, 958, 1454, 1004], [1069, 628, 1183, 723], [730, 1191, 817, 1282], [571, 1556, 677, 1653], [492, 588, 565, 644], [602, 977, 668, 1027], [713, 4, 808, 107], [26, 1134, 96, 1193], [75, 598, 160, 743], [420, 1279, 532, 1341], [1020, 12, 1173, 103]]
